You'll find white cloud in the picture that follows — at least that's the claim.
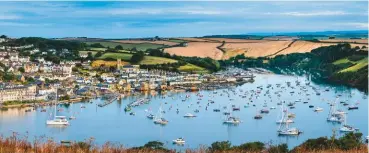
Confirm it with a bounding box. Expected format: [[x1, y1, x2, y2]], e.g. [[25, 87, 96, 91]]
[[0, 22, 51, 27], [335, 22, 368, 28], [280, 11, 348, 16], [0, 14, 21, 20]]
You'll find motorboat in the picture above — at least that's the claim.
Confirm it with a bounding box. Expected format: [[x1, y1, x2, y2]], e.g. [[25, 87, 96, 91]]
[[254, 114, 262, 119], [184, 113, 196, 117], [340, 125, 357, 132], [173, 137, 185, 144], [223, 116, 240, 124], [260, 109, 269, 114], [147, 114, 154, 119], [314, 107, 323, 112], [348, 105, 358, 110], [69, 116, 76, 120]]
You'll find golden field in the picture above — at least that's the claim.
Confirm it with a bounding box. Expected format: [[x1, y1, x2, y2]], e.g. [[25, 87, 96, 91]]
[[165, 38, 368, 59], [165, 42, 224, 60]]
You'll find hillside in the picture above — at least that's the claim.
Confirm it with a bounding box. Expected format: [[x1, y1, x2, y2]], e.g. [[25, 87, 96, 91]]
[[164, 38, 368, 60]]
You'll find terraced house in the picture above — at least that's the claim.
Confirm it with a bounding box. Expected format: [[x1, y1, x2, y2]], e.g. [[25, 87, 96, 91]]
[[0, 85, 37, 103]]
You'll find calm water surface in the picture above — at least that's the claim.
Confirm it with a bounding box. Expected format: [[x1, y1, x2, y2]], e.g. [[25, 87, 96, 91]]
[[0, 74, 367, 149]]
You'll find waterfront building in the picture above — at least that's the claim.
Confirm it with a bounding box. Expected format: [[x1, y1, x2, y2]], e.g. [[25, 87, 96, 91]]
[[0, 85, 37, 103]]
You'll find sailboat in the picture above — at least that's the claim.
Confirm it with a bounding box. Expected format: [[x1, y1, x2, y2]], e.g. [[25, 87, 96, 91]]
[[223, 103, 240, 124], [327, 100, 343, 123], [339, 114, 358, 132], [153, 104, 168, 125], [276, 106, 294, 124], [46, 88, 69, 125], [278, 109, 301, 135]]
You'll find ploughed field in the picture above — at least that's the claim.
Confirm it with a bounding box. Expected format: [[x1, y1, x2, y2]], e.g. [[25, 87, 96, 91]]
[[163, 38, 368, 59]]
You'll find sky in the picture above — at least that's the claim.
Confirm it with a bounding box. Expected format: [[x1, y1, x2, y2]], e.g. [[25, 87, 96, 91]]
[[0, 1, 367, 38]]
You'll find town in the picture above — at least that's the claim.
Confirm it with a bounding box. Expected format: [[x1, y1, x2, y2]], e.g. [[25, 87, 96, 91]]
[[0, 36, 255, 107]]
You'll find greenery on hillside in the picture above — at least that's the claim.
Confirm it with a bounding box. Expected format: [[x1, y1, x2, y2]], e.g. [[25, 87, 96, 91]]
[[85, 41, 166, 51], [220, 43, 368, 92]]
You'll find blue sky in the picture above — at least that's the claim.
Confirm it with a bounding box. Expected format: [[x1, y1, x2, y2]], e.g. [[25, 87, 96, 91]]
[[0, 1, 367, 38]]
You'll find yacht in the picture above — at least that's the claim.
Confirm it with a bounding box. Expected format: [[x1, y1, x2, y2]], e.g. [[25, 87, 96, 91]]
[[153, 104, 168, 125], [47, 116, 69, 125], [184, 113, 196, 117], [173, 137, 185, 144], [147, 114, 154, 119], [278, 120, 301, 136], [223, 116, 241, 124], [339, 114, 358, 132], [46, 88, 69, 126], [254, 114, 262, 119], [314, 107, 323, 112]]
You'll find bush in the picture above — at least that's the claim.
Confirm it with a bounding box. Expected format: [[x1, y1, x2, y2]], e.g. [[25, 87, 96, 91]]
[[209, 141, 232, 152], [268, 143, 288, 153], [347, 55, 365, 61], [236, 141, 265, 151], [130, 51, 144, 64]]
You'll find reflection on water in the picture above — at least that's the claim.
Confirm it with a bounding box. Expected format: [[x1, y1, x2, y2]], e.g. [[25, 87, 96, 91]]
[[0, 74, 367, 149]]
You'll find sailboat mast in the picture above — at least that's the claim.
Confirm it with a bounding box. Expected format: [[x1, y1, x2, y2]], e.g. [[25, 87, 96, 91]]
[[54, 87, 58, 118]]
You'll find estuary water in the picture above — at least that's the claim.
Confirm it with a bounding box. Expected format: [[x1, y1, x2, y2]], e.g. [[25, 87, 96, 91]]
[[0, 73, 367, 149]]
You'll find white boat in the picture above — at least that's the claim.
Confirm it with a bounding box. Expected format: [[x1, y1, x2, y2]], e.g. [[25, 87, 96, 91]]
[[153, 104, 168, 125], [223, 116, 240, 124], [314, 107, 323, 112], [172, 137, 185, 144], [147, 114, 154, 119], [327, 100, 343, 122], [47, 116, 69, 125], [69, 116, 76, 120], [340, 114, 358, 132], [278, 128, 301, 135], [46, 88, 69, 126], [183, 113, 196, 117], [278, 110, 301, 136]]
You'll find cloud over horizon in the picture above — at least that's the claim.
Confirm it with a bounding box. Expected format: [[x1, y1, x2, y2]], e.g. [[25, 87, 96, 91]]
[[0, 1, 367, 38]]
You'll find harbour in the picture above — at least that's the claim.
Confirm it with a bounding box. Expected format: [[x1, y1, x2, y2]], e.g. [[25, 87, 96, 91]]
[[0, 73, 367, 149]]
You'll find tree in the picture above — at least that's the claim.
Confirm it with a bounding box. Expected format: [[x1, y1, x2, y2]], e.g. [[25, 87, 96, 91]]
[[131, 47, 137, 52], [94, 51, 103, 58], [86, 52, 94, 61], [115, 45, 123, 50], [90, 43, 104, 48], [237, 141, 265, 152], [18, 67, 25, 73], [0, 35, 7, 39], [209, 141, 232, 152], [130, 51, 144, 64]]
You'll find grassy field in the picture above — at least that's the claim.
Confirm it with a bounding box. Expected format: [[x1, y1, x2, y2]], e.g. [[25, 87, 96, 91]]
[[79, 51, 99, 56], [98, 52, 132, 61], [98, 52, 177, 65], [178, 63, 208, 73], [86, 41, 166, 51], [333, 56, 368, 72], [167, 39, 187, 43], [340, 57, 368, 72]]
